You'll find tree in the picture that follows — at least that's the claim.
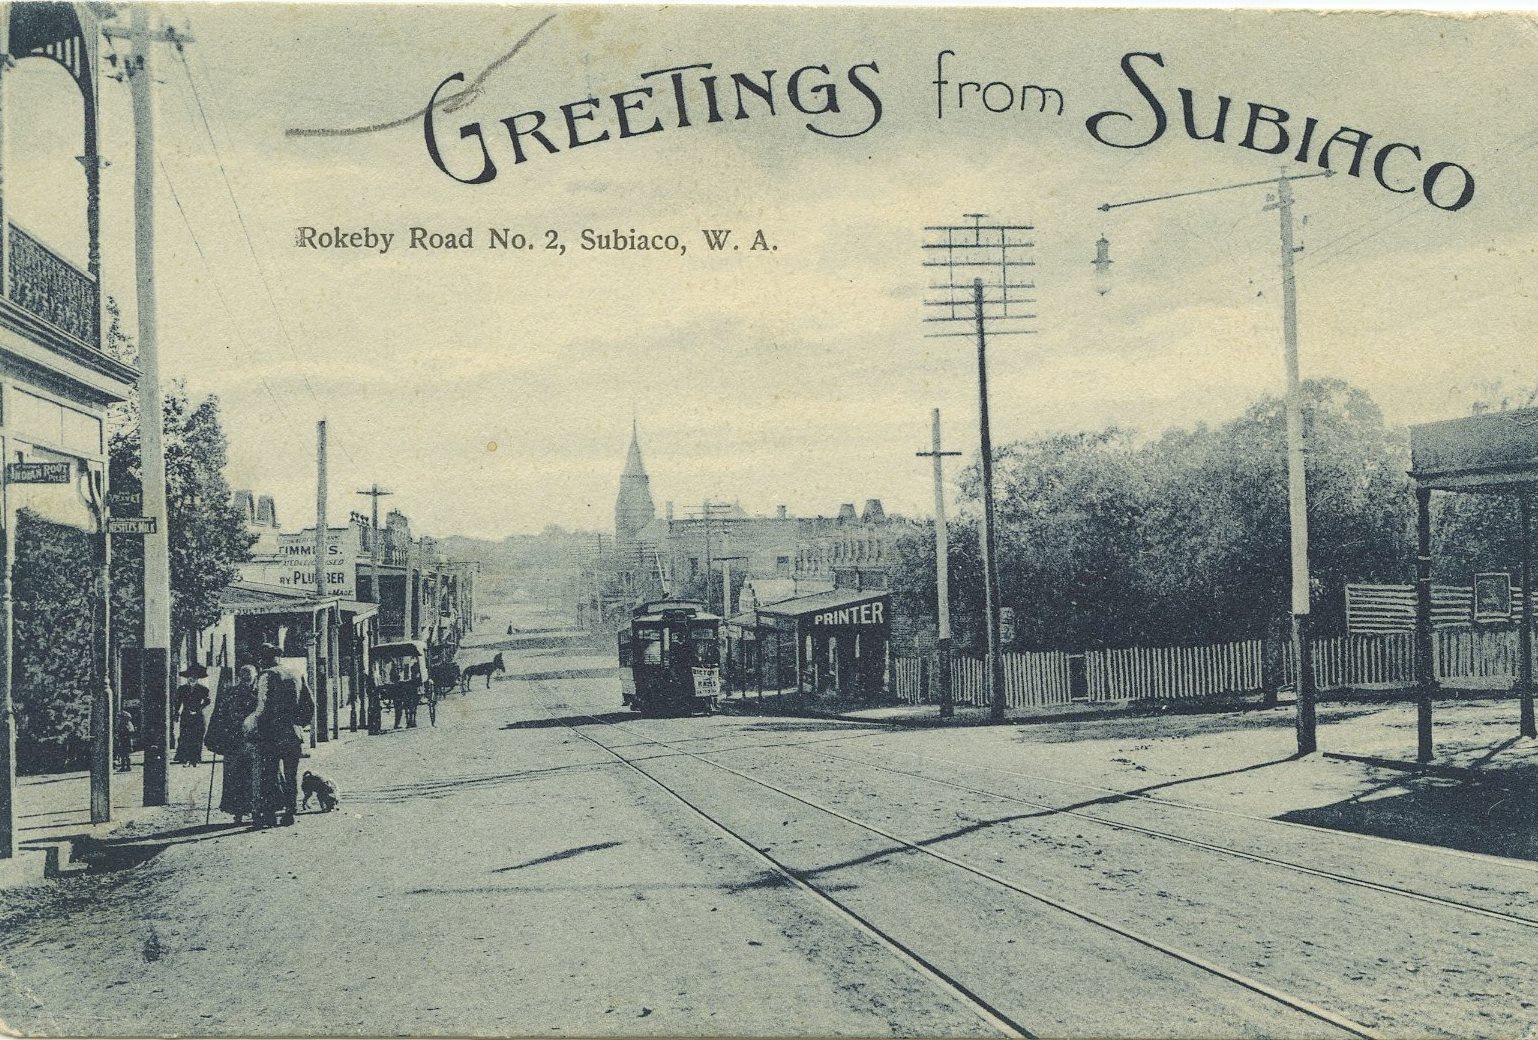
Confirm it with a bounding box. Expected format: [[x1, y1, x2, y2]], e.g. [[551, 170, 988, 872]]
[[108, 381, 257, 666], [893, 378, 1418, 653]]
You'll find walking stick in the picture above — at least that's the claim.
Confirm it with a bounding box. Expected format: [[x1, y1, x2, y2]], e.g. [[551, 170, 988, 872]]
[[206, 752, 219, 825]]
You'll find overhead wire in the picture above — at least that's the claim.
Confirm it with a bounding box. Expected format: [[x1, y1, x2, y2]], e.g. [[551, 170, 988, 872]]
[[169, 35, 364, 469]]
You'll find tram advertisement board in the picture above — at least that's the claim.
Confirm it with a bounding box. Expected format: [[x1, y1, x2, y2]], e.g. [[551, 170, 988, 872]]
[[692, 666, 722, 699]]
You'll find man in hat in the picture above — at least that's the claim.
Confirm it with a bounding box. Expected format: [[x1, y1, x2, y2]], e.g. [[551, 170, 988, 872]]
[[243, 642, 314, 828]]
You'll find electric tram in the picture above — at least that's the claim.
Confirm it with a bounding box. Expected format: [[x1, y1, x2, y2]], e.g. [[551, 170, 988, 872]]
[[617, 599, 723, 716]]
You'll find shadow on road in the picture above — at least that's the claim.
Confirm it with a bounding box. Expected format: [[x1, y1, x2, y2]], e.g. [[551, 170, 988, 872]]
[[1278, 770, 1538, 861], [502, 711, 636, 731], [767, 754, 1303, 884], [352, 760, 617, 803], [74, 820, 255, 873], [492, 841, 624, 872], [1019, 706, 1381, 745], [506, 667, 620, 683]]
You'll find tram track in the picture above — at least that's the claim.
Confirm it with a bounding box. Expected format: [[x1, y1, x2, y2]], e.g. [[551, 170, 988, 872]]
[[791, 743, 1538, 933], [552, 722, 1035, 1038], [866, 741, 1538, 877], [566, 708, 1385, 1040]]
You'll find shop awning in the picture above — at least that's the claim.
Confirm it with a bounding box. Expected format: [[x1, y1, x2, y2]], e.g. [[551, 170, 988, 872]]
[[756, 588, 890, 622], [218, 581, 339, 617]]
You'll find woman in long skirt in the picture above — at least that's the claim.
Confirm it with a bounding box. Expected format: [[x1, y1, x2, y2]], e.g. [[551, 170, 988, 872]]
[[173, 664, 212, 766], [206, 665, 259, 821]]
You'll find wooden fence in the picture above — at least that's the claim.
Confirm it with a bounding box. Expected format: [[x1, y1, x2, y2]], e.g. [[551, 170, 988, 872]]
[[1284, 629, 1532, 688], [894, 627, 1538, 711], [893, 650, 1072, 708], [1281, 632, 1416, 691], [1084, 639, 1264, 701]]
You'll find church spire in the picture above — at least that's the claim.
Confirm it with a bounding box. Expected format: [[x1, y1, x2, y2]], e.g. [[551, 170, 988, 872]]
[[615, 420, 656, 545]]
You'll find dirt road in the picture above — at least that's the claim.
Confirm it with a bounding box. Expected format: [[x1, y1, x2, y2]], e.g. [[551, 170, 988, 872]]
[[2, 607, 1535, 1037]]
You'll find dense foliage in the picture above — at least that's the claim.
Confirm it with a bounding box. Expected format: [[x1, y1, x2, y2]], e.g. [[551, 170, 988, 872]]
[[13, 379, 254, 771], [894, 378, 1525, 653]]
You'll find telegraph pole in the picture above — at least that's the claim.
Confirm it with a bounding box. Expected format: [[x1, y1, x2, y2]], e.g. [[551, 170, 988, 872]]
[[923, 216, 1035, 723], [917, 409, 961, 717], [356, 484, 391, 734], [1267, 175, 1317, 754], [717, 555, 746, 696], [313, 421, 327, 746], [1098, 169, 1332, 755], [356, 484, 392, 607], [108, 7, 190, 806]]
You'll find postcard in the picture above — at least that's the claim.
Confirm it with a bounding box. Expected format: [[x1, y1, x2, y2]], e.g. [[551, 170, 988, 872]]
[[0, 3, 1535, 1037]]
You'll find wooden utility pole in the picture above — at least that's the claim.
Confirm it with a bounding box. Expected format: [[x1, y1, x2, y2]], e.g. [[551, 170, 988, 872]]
[[1265, 175, 1318, 754], [717, 555, 747, 697], [923, 217, 1036, 724], [92, 486, 112, 823], [917, 409, 961, 717], [119, 7, 181, 805], [972, 279, 1007, 722], [1414, 487, 1435, 761], [1099, 169, 1333, 755], [313, 421, 328, 746], [356, 484, 392, 607], [356, 484, 391, 734], [1521, 494, 1535, 738]]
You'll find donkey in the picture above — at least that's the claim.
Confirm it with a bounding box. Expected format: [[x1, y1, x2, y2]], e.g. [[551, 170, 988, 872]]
[[461, 652, 505, 690]]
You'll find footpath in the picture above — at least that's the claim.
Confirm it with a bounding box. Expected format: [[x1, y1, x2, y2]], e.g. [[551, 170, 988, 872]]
[[2, 728, 359, 890]]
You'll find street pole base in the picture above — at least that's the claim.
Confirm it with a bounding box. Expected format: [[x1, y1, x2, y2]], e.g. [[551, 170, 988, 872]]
[[1416, 689, 1435, 763]]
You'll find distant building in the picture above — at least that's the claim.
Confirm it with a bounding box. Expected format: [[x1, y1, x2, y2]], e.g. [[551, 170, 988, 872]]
[[615, 420, 656, 548], [232, 489, 283, 555], [795, 499, 907, 593], [235, 494, 477, 644]]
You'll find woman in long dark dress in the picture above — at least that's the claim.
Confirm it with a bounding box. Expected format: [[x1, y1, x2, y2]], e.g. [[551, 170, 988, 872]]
[[206, 665, 258, 822], [173, 664, 212, 766]]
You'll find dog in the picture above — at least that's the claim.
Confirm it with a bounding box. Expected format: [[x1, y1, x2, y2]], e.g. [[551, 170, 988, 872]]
[[300, 770, 339, 812]]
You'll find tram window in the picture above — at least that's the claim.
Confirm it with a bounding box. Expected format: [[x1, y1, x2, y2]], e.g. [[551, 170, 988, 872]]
[[638, 627, 664, 666], [689, 625, 720, 666]]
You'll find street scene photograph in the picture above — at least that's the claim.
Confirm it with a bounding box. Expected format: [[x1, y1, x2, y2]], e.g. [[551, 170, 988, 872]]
[[0, 1, 1536, 1036]]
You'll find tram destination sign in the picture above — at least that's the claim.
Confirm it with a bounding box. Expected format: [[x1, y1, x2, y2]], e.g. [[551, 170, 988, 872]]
[[6, 461, 71, 484], [107, 517, 158, 536]]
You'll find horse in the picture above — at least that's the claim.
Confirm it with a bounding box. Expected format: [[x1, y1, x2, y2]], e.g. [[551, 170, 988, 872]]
[[461, 653, 505, 690]]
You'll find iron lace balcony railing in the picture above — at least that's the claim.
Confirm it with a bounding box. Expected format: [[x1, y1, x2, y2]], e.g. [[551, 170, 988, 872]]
[[7, 220, 100, 349]]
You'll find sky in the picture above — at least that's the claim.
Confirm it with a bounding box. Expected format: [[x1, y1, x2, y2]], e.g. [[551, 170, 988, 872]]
[[9, 4, 1538, 539]]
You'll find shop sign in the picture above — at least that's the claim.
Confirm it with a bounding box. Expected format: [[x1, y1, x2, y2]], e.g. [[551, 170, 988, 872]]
[[6, 461, 71, 484], [108, 516, 157, 536], [809, 599, 886, 628]]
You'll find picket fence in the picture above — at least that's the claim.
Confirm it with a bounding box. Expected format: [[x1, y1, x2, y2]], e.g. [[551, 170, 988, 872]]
[[1283, 629, 1533, 689], [1084, 640, 1263, 701], [893, 650, 1072, 708], [893, 627, 1538, 709]]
